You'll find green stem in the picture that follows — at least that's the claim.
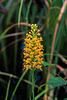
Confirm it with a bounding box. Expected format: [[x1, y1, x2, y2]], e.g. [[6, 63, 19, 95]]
[[32, 69, 35, 100], [26, 0, 32, 23], [18, 0, 23, 27]]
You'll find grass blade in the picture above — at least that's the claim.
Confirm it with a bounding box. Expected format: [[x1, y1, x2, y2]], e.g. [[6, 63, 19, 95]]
[[34, 88, 48, 100], [10, 69, 28, 100], [5, 77, 11, 100], [18, 0, 24, 27]]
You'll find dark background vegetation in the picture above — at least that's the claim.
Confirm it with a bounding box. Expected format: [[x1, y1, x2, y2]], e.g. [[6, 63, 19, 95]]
[[0, 0, 67, 100]]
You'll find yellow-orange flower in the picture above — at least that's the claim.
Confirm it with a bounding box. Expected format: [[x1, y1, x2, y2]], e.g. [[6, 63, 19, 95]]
[[23, 24, 44, 70]]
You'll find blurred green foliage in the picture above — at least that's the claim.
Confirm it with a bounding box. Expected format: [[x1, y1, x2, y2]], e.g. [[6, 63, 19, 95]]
[[0, 0, 67, 100]]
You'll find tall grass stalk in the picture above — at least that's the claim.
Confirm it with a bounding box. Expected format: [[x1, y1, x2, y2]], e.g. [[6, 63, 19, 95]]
[[10, 69, 28, 100], [18, 0, 24, 27], [5, 77, 11, 100], [26, 0, 32, 23]]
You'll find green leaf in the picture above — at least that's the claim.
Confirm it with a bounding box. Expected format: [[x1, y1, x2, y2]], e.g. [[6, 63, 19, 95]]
[[64, 98, 67, 100], [47, 77, 67, 87], [38, 84, 46, 92], [42, 61, 55, 66], [64, 61, 67, 63], [34, 88, 48, 100]]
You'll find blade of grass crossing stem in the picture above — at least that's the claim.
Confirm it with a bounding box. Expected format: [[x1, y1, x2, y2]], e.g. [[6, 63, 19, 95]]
[[5, 77, 11, 100], [34, 88, 49, 100], [10, 69, 28, 100], [18, 0, 24, 27], [0, 71, 35, 86], [0, 71, 18, 79]]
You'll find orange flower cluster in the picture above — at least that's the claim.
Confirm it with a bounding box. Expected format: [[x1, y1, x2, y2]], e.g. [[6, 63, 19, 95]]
[[23, 24, 43, 70]]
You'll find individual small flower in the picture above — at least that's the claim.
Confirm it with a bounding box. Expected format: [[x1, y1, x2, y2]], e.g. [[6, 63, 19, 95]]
[[23, 53, 29, 58], [36, 65, 42, 70], [23, 24, 44, 70], [32, 62, 37, 67], [37, 33, 40, 36], [37, 30, 40, 32]]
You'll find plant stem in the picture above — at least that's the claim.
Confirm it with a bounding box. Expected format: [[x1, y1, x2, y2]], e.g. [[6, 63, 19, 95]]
[[32, 69, 35, 100]]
